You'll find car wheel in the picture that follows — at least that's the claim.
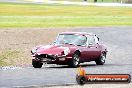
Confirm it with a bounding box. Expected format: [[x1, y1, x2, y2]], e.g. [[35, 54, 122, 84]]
[[69, 52, 80, 68], [32, 59, 43, 68], [95, 53, 106, 65]]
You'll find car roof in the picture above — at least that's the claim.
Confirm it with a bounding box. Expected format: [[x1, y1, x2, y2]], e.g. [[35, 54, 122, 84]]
[[60, 32, 95, 36]]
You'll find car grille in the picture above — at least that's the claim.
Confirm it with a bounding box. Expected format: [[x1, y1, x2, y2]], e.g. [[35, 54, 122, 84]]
[[36, 54, 56, 60]]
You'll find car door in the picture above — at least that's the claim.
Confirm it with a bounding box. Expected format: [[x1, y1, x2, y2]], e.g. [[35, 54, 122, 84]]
[[82, 35, 101, 62]]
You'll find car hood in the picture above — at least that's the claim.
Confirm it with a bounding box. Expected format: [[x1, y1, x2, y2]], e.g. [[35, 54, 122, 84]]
[[35, 45, 71, 55]]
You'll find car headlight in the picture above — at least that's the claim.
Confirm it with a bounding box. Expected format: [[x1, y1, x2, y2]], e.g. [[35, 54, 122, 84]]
[[31, 47, 37, 54], [63, 48, 70, 55]]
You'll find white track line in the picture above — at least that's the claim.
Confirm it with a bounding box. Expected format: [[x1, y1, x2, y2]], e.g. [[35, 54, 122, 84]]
[[35, 1, 132, 7], [0, 0, 132, 7]]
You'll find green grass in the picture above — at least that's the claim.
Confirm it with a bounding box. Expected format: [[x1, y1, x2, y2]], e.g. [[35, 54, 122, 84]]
[[0, 3, 132, 28]]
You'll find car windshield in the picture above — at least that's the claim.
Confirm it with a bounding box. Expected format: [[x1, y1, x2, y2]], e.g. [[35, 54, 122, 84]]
[[54, 34, 87, 46]]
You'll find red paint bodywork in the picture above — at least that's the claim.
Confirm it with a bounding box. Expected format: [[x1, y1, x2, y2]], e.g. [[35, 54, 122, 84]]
[[31, 32, 107, 65]]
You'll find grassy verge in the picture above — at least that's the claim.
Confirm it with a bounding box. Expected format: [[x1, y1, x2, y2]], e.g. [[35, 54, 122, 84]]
[[0, 49, 29, 66], [0, 3, 132, 28], [0, 16, 132, 27], [0, 50, 21, 66]]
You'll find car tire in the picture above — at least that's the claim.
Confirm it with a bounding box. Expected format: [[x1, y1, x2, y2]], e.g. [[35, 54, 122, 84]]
[[68, 52, 80, 68], [95, 53, 106, 65], [32, 59, 43, 68]]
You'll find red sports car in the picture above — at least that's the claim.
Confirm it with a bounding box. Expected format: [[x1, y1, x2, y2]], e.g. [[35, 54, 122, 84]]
[[31, 32, 107, 68]]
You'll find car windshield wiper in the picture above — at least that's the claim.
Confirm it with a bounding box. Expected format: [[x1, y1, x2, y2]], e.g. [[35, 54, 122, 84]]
[[64, 43, 74, 45]]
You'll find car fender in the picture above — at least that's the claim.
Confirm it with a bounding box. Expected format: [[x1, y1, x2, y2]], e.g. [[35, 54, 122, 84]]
[[67, 47, 81, 57], [101, 44, 108, 55]]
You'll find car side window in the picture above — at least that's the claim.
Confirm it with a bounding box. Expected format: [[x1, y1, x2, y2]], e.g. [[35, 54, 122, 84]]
[[94, 36, 99, 44], [76, 35, 87, 46], [87, 35, 95, 45]]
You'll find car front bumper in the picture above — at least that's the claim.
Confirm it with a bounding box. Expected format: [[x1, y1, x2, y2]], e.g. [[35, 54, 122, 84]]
[[31, 54, 72, 64]]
